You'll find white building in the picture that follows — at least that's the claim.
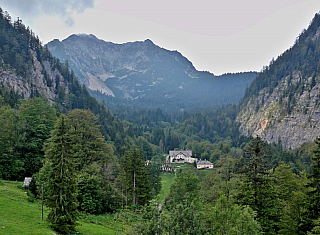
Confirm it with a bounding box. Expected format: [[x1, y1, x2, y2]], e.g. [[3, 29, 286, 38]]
[[197, 160, 213, 170], [167, 150, 197, 163]]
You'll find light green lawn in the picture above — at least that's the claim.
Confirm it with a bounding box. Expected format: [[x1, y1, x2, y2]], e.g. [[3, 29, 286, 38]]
[[0, 181, 53, 235], [157, 173, 175, 202], [0, 181, 124, 235], [0, 166, 209, 234]]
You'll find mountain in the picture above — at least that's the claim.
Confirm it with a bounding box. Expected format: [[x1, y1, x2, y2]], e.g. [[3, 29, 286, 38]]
[[237, 13, 320, 149], [47, 34, 257, 111]]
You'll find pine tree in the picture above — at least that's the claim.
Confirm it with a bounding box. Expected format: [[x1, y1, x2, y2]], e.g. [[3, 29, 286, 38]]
[[44, 115, 78, 234], [240, 137, 269, 206], [146, 161, 162, 197]]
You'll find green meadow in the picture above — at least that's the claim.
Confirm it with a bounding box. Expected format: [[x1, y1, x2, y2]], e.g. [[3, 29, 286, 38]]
[[0, 180, 128, 235]]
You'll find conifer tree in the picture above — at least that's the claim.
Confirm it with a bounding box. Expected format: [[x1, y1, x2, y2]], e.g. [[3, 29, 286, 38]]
[[66, 109, 109, 171], [118, 147, 151, 207], [240, 137, 269, 206], [237, 137, 279, 233], [44, 115, 78, 234], [305, 137, 320, 232]]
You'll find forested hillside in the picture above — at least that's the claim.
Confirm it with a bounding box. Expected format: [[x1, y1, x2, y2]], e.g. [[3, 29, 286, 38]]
[[0, 8, 136, 158], [0, 7, 161, 204], [238, 13, 320, 149]]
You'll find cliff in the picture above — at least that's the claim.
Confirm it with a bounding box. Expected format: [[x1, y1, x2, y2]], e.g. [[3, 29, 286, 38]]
[[237, 13, 320, 149], [0, 50, 68, 103], [237, 72, 320, 149]]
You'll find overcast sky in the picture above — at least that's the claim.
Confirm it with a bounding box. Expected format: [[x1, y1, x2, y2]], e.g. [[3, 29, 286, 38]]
[[1, 0, 320, 75]]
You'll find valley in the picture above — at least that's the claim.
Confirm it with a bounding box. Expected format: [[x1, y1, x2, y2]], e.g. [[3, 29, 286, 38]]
[[1, 6, 320, 235]]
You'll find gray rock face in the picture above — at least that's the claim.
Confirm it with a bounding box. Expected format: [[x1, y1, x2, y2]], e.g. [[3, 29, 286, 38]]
[[0, 49, 68, 103], [237, 72, 320, 149]]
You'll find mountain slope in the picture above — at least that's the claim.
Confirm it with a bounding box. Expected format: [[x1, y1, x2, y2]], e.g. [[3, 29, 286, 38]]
[[47, 35, 257, 111], [237, 13, 320, 149], [0, 9, 130, 156]]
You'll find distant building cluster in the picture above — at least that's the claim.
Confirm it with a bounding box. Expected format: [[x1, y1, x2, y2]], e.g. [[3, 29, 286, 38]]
[[167, 149, 213, 170]]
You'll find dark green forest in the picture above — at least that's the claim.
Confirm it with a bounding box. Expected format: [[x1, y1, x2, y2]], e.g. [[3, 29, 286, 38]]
[[2, 7, 320, 235]]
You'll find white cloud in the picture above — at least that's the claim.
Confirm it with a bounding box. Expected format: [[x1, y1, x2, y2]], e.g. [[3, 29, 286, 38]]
[[0, 0, 95, 27]]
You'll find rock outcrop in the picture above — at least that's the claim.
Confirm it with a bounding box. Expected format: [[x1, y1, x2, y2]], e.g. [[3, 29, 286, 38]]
[[237, 73, 320, 149], [0, 50, 69, 103]]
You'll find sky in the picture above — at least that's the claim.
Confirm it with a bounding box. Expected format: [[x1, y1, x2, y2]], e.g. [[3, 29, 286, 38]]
[[0, 0, 320, 75]]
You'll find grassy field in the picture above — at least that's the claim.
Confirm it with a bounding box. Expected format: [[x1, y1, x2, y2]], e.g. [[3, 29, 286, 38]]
[[0, 180, 128, 235], [0, 180, 53, 235], [157, 173, 175, 202]]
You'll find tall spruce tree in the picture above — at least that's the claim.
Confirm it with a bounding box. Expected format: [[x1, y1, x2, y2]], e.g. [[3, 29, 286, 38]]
[[305, 137, 320, 232], [239, 137, 269, 206], [44, 115, 78, 234], [237, 137, 279, 234]]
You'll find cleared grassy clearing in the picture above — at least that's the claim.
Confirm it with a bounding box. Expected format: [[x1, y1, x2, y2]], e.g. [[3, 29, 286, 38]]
[[157, 173, 175, 202], [0, 181, 53, 235]]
